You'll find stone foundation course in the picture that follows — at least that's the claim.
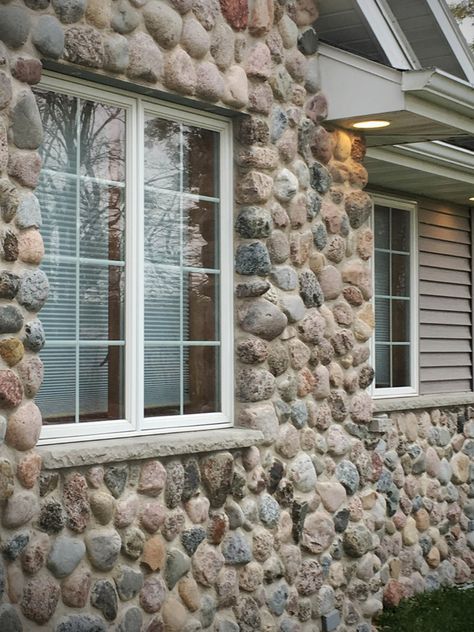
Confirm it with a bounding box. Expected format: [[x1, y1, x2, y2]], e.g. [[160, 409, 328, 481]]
[[0, 0, 471, 630]]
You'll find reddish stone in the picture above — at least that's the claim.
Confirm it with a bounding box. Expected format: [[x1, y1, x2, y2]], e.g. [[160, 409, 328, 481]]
[[306, 92, 328, 124], [17, 452, 42, 489], [63, 472, 91, 533], [21, 576, 60, 624], [12, 58, 43, 85], [142, 535, 167, 571], [21, 533, 50, 575], [248, 0, 273, 36], [207, 512, 229, 544], [8, 151, 42, 189], [138, 460, 167, 496], [0, 369, 23, 407], [62, 567, 91, 608], [310, 125, 333, 164], [383, 580, 407, 608], [220, 0, 248, 30], [140, 501, 166, 533], [343, 286, 364, 306], [5, 402, 42, 451], [140, 576, 167, 613]]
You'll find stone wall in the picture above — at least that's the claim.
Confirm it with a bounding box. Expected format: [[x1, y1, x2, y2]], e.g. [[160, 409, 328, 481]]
[[0, 1, 471, 631]]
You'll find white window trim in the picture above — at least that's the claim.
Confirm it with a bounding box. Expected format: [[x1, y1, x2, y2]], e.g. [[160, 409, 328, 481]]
[[37, 73, 234, 444], [371, 193, 419, 399]]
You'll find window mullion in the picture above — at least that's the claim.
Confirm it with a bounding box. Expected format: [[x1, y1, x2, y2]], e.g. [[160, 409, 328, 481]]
[[179, 124, 184, 416], [75, 96, 81, 424]]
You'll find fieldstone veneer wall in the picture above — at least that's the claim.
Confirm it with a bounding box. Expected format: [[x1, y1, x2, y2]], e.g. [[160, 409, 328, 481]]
[[0, 1, 472, 631]]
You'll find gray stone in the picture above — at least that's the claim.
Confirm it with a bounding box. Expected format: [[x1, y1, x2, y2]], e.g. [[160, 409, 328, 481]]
[[64, 26, 104, 68], [0, 305, 23, 335], [116, 607, 142, 632], [25, 0, 50, 9], [271, 266, 298, 290], [345, 191, 373, 229], [52, 0, 86, 23], [91, 580, 118, 621], [23, 318, 45, 351], [271, 108, 289, 142], [32, 15, 65, 59], [298, 27, 319, 55], [239, 299, 287, 340], [336, 460, 360, 495], [56, 614, 106, 632], [266, 581, 289, 616], [11, 91, 43, 151], [127, 32, 163, 82], [236, 280, 270, 298], [222, 532, 252, 564], [200, 594, 217, 629], [215, 619, 239, 632], [343, 526, 372, 558], [0, 72, 12, 110], [114, 565, 143, 601], [291, 400, 308, 428], [121, 526, 145, 559], [104, 34, 129, 73], [86, 529, 121, 571], [235, 206, 272, 238], [144, 1, 182, 48], [310, 162, 332, 194], [111, 0, 140, 34], [181, 527, 206, 556], [2, 532, 29, 561], [3, 492, 38, 529], [289, 453, 317, 492], [235, 242, 271, 276], [280, 295, 305, 323], [299, 270, 324, 308], [17, 270, 49, 312], [165, 548, 191, 589], [259, 493, 281, 528], [38, 498, 65, 534], [313, 223, 327, 250], [274, 168, 298, 202], [0, 6, 31, 48], [182, 458, 201, 502], [47, 536, 85, 578], [322, 610, 341, 632], [104, 464, 128, 498], [16, 194, 42, 230], [236, 367, 275, 402], [165, 461, 184, 509], [0, 604, 23, 632]]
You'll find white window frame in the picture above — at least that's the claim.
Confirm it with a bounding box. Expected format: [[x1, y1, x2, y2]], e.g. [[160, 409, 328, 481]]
[[37, 73, 234, 444], [371, 193, 419, 399]]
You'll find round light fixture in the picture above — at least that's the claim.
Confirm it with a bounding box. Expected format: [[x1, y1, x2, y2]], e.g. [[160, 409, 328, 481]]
[[470, 197, 474, 202], [352, 120, 391, 130]]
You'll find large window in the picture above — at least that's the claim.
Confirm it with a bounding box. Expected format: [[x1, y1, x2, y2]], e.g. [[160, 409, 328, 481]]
[[373, 196, 418, 397], [34, 75, 232, 442]]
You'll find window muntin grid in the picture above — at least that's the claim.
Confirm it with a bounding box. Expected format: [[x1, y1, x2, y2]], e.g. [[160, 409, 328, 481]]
[[34, 75, 232, 443]]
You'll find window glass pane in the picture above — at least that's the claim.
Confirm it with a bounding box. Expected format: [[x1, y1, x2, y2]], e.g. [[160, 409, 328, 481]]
[[80, 100, 125, 182], [79, 265, 124, 340], [40, 260, 76, 340], [392, 299, 410, 342], [184, 199, 219, 269], [145, 265, 181, 341], [144, 117, 181, 192], [183, 126, 219, 198], [37, 347, 76, 424], [391, 208, 410, 252], [392, 345, 410, 387], [80, 182, 125, 261], [144, 191, 181, 267], [184, 346, 220, 414], [375, 298, 390, 343], [36, 173, 77, 258], [144, 347, 181, 417], [374, 205, 389, 249], [184, 272, 219, 342], [79, 346, 124, 422], [35, 89, 77, 173], [375, 345, 390, 388], [375, 251, 389, 295], [392, 253, 410, 297]]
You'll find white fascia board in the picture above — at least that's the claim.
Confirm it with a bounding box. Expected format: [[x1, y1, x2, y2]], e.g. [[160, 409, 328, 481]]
[[424, 0, 474, 84], [402, 68, 474, 118], [367, 142, 474, 184], [354, 0, 413, 69]]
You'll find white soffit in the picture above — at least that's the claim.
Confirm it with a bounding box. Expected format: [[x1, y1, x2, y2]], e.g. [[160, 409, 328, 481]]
[[365, 142, 474, 205], [319, 44, 474, 147]]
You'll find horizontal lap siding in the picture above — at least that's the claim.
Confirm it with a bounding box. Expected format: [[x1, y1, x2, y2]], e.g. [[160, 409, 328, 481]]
[[419, 201, 472, 394]]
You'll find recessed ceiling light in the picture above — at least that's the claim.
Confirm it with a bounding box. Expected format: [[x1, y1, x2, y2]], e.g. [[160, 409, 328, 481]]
[[469, 197, 474, 202], [352, 120, 391, 130]]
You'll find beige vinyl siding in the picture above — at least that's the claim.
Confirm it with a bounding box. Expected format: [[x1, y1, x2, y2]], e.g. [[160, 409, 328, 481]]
[[418, 200, 472, 394]]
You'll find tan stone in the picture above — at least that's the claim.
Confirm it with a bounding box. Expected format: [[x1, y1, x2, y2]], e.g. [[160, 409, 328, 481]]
[[178, 576, 201, 611], [426, 546, 440, 568], [414, 508, 430, 532], [86, 0, 111, 28], [16, 452, 42, 489], [162, 597, 188, 632], [389, 558, 401, 579], [0, 337, 24, 367], [316, 481, 347, 513], [361, 490, 378, 510], [141, 535, 166, 571], [0, 458, 14, 500], [452, 452, 470, 484], [402, 517, 418, 546]]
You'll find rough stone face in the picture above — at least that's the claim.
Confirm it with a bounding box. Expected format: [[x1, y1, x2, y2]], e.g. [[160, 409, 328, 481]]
[[62, 568, 91, 608], [64, 26, 104, 68], [0, 370, 23, 408], [238, 403, 279, 445], [302, 512, 335, 554], [343, 526, 372, 558], [11, 91, 43, 150], [63, 473, 91, 533], [164, 48, 196, 94], [91, 579, 118, 622], [127, 33, 163, 82], [86, 529, 122, 571], [16, 194, 42, 228], [239, 299, 287, 340], [56, 614, 107, 632], [17, 270, 49, 312], [235, 242, 271, 276], [139, 575, 167, 614], [5, 402, 42, 451], [201, 453, 234, 508], [21, 576, 60, 624], [47, 536, 86, 578]]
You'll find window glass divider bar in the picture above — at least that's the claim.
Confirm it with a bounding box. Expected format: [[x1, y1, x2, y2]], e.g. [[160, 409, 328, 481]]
[[144, 340, 221, 347], [75, 96, 81, 424], [179, 123, 184, 417], [46, 340, 126, 347], [43, 254, 125, 267], [40, 167, 125, 189], [143, 183, 220, 204]]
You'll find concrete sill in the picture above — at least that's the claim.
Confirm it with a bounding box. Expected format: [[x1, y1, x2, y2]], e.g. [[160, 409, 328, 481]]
[[38, 428, 265, 470], [373, 392, 474, 413]]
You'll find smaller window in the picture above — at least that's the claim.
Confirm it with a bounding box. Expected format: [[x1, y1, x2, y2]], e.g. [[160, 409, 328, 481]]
[[373, 196, 418, 397]]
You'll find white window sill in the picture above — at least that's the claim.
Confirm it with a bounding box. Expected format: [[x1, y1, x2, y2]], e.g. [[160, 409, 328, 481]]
[[373, 392, 474, 413], [37, 427, 264, 470]]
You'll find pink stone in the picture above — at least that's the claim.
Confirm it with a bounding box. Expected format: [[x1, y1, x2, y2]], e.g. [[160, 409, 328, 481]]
[[86, 465, 104, 488], [140, 575, 167, 613], [18, 228, 44, 264], [16, 356, 43, 398], [140, 501, 166, 533], [285, 48, 308, 83], [12, 57, 42, 85], [21, 533, 50, 575], [3, 491, 39, 528], [249, 0, 273, 36], [306, 92, 328, 124], [288, 191, 307, 226], [21, 576, 60, 624], [5, 402, 42, 451], [164, 49, 196, 95], [196, 62, 225, 102], [114, 493, 139, 528], [302, 512, 335, 554], [8, 151, 42, 189], [426, 447, 441, 477], [7, 565, 23, 603], [383, 580, 407, 608], [348, 495, 363, 522], [342, 261, 373, 299], [62, 567, 91, 608], [185, 495, 210, 523], [245, 43, 271, 79], [290, 230, 312, 266], [327, 425, 351, 455], [276, 423, 299, 459], [288, 338, 311, 370], [192, 542, 225, 586], [318, 265, 342, 300], [0, 369, 23, 408], [63, 472, 91, 533], [316, 481, 346, 513], [139, 460, 167, 496], [220, 0, 248, 30], [350, 392, 373, 424], [248, 81, 273, 114], [293, 0, 319, 26], [321, 201, 343, 234], [310, 125, 333, 164], [236, 170, 273, 204], [297, 367, 315, 397], [16, 452, 42, 489]]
